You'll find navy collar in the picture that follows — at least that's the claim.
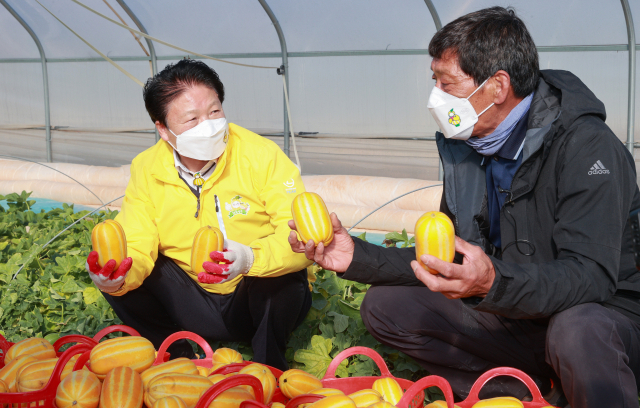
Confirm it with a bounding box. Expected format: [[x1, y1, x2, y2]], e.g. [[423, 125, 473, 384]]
[[494, 109, 530, 160]]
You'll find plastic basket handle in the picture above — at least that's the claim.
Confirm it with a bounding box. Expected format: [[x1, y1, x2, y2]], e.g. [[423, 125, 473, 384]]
[[285, 394, 324, 408], [155, 331, 214, 366], [464, 367, 547, 405], [53, 334, 98, 355], [240, 400, 270, 408], [323, 346, 392, 379], [0, 343, 94, 405], [397, 376, 455, 408], [195, 374, 264, 408], [210, 362, 249, 376], [92, 324, 141, 341], [0, 334, 13, 366], [73, 349, 92, 371]]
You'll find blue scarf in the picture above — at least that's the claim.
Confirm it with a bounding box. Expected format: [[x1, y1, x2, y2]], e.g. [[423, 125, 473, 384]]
[[466, 93, 533, 156]]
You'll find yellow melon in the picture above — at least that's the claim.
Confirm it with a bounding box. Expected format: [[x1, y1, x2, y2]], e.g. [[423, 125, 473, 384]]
[[55, 370, 102, 408], [91, 219, 127, 269], [5, 338, 55, 363], [348, 389, 383, 408], [307, 395, 357, 408], [238, 363, 276, 405], [372, 378, 404, 406], [89, 336, 155, 380], [147, 373, 213, 408], [278, 369, 322, 399], [0, 355, 38, 392], [414, 211, 455, 274], [211, 348, 243, 366], [140, 358, 198, 391], [291, 192, 334, 247], [152, 396, 189, 408], [191, 226, 224, 274], [471, 397, 524, 408]]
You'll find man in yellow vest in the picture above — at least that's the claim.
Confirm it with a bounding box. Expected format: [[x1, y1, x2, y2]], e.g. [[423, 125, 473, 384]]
[[85, 59, 312, 369]]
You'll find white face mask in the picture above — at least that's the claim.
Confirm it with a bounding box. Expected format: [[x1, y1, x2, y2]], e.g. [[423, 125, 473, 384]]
[[427, 77, 494, 140], [168, 118, 229, 161]]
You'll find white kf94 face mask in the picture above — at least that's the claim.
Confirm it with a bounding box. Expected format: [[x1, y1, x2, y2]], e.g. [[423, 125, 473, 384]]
[[168, 118, 229, 161], [427, 77, 494, 140]]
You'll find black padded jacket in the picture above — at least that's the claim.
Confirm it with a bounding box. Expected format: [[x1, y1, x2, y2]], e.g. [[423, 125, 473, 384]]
[[341, 70, 640, 324]]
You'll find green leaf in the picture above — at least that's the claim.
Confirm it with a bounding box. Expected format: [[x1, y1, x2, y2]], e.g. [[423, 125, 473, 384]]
[[44, 333, 60, 344], [293, 335, 347, 378], [327, 311, 349, 333], [83, 287, 100, 305]]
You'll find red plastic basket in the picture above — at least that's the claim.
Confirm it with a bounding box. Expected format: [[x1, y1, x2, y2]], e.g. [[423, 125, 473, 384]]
[[209, 361, 286, 404], [284, 394, 324, 408], [0, 324, 141, 369], [0, 343, 93, 408], [153, 331, 215, 368], [399, 367, 558, 408], [457, 367, 557, 408], [320, 347, 424, 408], [195, 374, 265, 408]]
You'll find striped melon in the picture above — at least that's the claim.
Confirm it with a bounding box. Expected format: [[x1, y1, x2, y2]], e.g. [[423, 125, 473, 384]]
[[310, 388, 344, 397], [271, 403, 285, 408], [191, 226, 224, 274], [91, 219, 127, 269], [425, 402, 462, 408], [15, 356, 82, 392], [291, 192, 334, 247], [89, 336, 155, 380], [471, 397, 524, 408], [278, 369, 322, 399], [0, 378, 7, 393], [197, 366, 210, 377], [208, 374, 227, 385], [205, 386, 255, 408], [348, 389, 383, 408], [100, 366, 144, 408], [55, 370, 102, 408], [140, 358, 198, 390], [5, 337, 55, 363], [372, 378, 404, 406], [147, 373, 213, 408], [238, 363, 276, 405], [307, 395, 357, 408], [367, 402, 398, 408], [152, 396, 189, 408], [16, 358, 59, 392], [211, 348, 243, 366], [414, 211, 455, 274], [0, 355, 38, 392]]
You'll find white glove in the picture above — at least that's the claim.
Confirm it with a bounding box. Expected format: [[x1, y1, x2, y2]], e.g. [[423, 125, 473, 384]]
[[199, 239, 254, 284]]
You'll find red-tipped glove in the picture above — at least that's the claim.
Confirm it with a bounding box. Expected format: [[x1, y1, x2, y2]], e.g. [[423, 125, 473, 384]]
[[197, 239, 254, 284], [85, 251, 133, 293]]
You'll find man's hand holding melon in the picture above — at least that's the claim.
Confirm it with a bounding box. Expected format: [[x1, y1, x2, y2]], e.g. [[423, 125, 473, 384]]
[[288, 192, 354, 273], [86, 219, 133, 293], [412, 212, 495, 299], [288, 201, 495, 299]]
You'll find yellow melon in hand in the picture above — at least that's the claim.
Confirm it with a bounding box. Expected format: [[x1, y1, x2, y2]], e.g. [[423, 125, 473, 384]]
[[414, 211, 455, 274]]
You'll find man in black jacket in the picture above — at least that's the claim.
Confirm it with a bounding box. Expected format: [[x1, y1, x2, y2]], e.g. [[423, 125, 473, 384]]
[[289, 7, 640, 408]]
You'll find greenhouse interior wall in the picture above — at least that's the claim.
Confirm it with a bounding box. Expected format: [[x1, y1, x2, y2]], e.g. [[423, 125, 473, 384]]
[[2, 0, 640, 213]]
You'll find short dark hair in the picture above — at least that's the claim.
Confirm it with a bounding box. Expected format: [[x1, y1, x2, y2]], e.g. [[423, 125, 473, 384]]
[[143, 59, 225, 125], [428, 6, 539, 97]]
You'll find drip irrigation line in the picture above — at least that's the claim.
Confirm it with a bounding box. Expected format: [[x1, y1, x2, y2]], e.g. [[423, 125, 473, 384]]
[[12, 194, 125, 280], [346, 184, 443, 233], [0, 155, 105, 207]]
